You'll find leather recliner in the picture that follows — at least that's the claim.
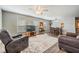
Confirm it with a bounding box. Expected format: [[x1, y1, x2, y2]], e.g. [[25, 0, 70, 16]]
[[0, 29, 29, 53], [58, 32, 79, 53]]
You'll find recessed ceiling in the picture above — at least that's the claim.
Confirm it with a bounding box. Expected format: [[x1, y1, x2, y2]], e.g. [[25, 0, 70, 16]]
[[0, 5, 79, 20]]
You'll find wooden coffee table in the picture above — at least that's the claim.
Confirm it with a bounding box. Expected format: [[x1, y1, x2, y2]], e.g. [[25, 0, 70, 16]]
[[22, 31, 36, 37]]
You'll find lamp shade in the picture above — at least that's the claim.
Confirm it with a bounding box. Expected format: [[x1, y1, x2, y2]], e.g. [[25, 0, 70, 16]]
[[61, 22, 64, 28]]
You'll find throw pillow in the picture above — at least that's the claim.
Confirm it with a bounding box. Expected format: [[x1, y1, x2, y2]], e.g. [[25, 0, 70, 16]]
[[76, 35, 79, 39]]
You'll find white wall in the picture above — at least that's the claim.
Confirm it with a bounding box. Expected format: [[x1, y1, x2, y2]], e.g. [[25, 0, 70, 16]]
[[2, 11, 50, 35], [51, 16, 75, 33], [2, 10, 76, 35], [2, 11, 17, 35], [0, 9, 2, 29], [62, 17, 75, 33]]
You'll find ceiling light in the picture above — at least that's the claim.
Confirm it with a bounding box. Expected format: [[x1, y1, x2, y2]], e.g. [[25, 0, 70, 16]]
[[34, 5, 48, 15]]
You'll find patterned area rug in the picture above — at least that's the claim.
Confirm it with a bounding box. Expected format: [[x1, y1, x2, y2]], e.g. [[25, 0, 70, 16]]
[[0, 40, 5, 53], [21, 34, 58, 53], [44, 43, 66, 53]]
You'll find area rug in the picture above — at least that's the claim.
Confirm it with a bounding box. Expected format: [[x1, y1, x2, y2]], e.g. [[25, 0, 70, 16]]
[[44, 42, 66, 53], [0, 40, 5, 53], [21, 34, 58, 53]]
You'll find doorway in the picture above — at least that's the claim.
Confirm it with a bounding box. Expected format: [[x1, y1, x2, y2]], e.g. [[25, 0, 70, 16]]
[[75, 17, 79, 33]]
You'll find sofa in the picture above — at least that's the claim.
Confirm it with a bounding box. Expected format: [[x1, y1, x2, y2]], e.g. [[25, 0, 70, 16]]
[[58, 32, 79, 53]]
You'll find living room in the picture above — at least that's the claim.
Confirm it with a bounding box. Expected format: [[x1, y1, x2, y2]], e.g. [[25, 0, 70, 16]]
[[0, 5, 79, 53]]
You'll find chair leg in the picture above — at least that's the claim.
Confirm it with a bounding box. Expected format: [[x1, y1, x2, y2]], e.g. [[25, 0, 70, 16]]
[[59, 47, 64, 50], [59, 47, 61, 50]]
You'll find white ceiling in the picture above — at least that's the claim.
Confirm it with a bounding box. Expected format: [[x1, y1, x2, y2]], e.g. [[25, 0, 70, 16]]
[[0, 5, 79, 20]]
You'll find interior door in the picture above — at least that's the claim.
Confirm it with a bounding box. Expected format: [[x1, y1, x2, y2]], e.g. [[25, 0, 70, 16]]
[[75, 17, 79, 33]]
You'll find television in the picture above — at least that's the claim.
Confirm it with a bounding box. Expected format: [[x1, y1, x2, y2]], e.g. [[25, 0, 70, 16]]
[[26, 25, 35, 32]]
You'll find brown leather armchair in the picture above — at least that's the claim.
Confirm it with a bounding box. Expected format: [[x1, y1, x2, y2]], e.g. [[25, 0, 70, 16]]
[[0, 29, 29, 53]]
